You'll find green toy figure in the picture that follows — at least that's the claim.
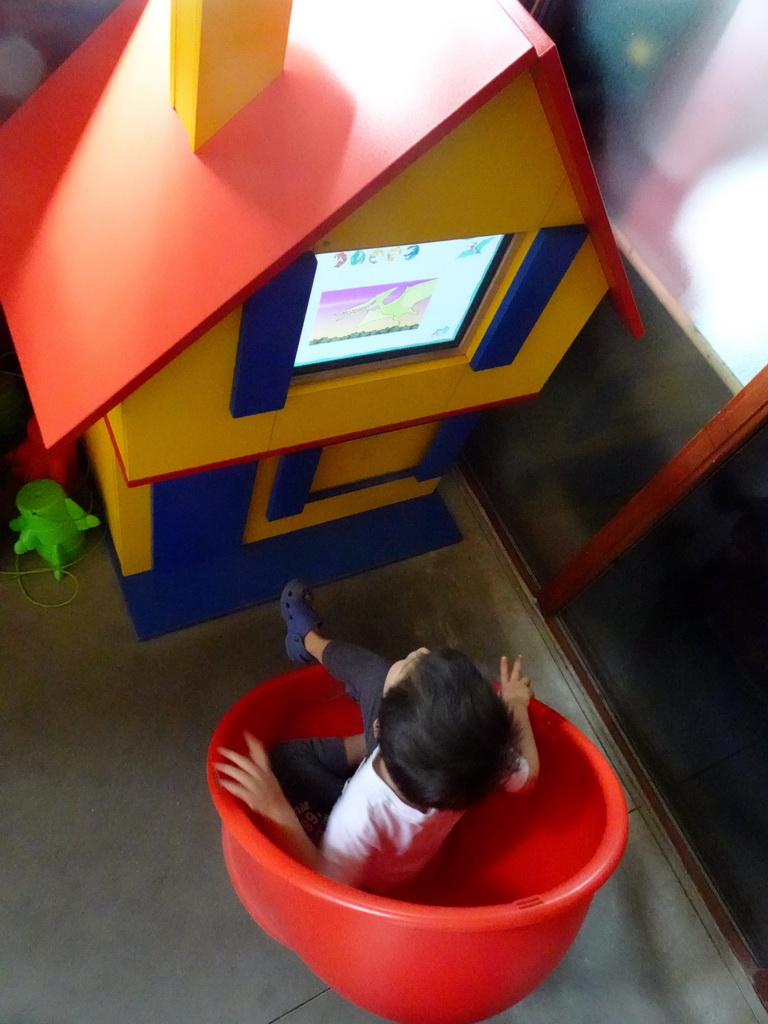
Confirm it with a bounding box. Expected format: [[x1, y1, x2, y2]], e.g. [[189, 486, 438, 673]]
[[9, 479, 100, 579]]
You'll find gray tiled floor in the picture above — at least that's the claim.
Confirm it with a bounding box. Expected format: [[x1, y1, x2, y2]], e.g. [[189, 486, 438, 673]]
[[0, 470, 764, 1024]]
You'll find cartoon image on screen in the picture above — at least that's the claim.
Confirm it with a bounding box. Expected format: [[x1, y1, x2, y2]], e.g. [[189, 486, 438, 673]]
[[309, 279, 436, 346], [294, 234, 510, 373]]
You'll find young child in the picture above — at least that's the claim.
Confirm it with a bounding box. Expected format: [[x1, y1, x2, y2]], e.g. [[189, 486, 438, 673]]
[[216, 580, 540, 895]]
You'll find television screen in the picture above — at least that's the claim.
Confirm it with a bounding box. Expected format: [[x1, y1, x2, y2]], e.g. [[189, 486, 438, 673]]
[[293, 235, 510, 374]]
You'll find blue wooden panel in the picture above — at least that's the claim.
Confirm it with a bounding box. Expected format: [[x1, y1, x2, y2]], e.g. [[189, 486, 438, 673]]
[[308, 467, 415, 502], [470, 225, 588, 372], [230, 252, 317, 417], [152, 461, 258, 570], [267, 447, 322, 521], [414, 412, 482, 481], [116, 492, 463, 638]]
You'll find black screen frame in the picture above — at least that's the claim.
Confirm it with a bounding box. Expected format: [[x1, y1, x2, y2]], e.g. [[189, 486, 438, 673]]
[[292, 234, 514, 378]]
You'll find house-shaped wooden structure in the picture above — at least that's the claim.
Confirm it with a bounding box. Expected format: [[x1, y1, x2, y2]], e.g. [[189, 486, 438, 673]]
[[0, 0, 641, 637]]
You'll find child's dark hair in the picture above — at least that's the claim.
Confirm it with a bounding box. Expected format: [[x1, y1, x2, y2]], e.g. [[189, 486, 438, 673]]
[[377, 647, 521, 811]]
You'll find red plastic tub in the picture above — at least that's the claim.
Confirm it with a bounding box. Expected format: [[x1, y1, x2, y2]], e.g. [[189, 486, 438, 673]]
[[208, 665, 628, 1024]]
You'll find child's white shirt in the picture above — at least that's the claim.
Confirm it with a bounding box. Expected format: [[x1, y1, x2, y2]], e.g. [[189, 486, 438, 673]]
[[318, 747, 530, 894]]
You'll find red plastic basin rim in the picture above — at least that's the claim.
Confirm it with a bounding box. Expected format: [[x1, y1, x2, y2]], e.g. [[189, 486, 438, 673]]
[[208, 685, 629, 931]]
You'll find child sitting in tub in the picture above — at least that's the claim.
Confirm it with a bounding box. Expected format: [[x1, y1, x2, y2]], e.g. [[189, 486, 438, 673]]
[[215, 580, 539, 895]]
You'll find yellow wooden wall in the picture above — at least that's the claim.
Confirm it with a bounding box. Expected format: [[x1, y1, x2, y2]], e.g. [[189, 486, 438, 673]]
[[108, 231, 605, 482], [244, 422, 440, 542], [84, 418, 153, 575], [95, 64, 609, 575]]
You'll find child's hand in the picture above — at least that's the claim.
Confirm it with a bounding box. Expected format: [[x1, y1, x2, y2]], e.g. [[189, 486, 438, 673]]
[[500, 654, 533, 710], [216, 733, 322, 871], [215, 732, 292, 824]]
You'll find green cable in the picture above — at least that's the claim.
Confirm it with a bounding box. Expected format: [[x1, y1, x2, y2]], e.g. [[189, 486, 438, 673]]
[[0, 525, 107, 609], [14, 554, 80, 607]]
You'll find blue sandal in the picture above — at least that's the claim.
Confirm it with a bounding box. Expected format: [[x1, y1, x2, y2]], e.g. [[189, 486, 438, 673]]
[[280, 579, 322, 663]]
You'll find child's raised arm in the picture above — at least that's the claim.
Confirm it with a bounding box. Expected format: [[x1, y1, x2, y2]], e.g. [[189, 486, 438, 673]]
[[215, 733, 320, 871], [499, 655, 540, 792]]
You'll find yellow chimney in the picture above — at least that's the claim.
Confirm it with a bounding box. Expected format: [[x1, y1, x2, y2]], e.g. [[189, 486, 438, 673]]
[[170, 0, 294, 151]]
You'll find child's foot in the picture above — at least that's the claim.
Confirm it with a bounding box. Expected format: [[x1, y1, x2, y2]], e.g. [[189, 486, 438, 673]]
[[281, 579, 322, 664]]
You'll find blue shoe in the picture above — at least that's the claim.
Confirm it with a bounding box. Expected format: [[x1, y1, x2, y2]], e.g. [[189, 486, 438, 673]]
[[281, 579, 322, 664]]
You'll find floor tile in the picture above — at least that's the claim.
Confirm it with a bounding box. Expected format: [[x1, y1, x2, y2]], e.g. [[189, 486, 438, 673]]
[[0, 469, 763, 1024], [442, 472, 642, 812], [492, 809, 765, 1024], [278, 810, 765, 1024], [671, 743, 768, 965]]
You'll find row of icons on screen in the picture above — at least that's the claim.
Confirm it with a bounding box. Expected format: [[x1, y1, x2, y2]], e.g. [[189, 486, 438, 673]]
[[330, 238, 495, 269]]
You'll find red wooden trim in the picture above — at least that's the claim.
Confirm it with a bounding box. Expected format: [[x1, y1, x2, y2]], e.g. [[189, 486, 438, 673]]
[[754, 970, 768, 1010], [110, 393, 537, 488], [538, 362, 768, 617], [496, 0, 642, 339]]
